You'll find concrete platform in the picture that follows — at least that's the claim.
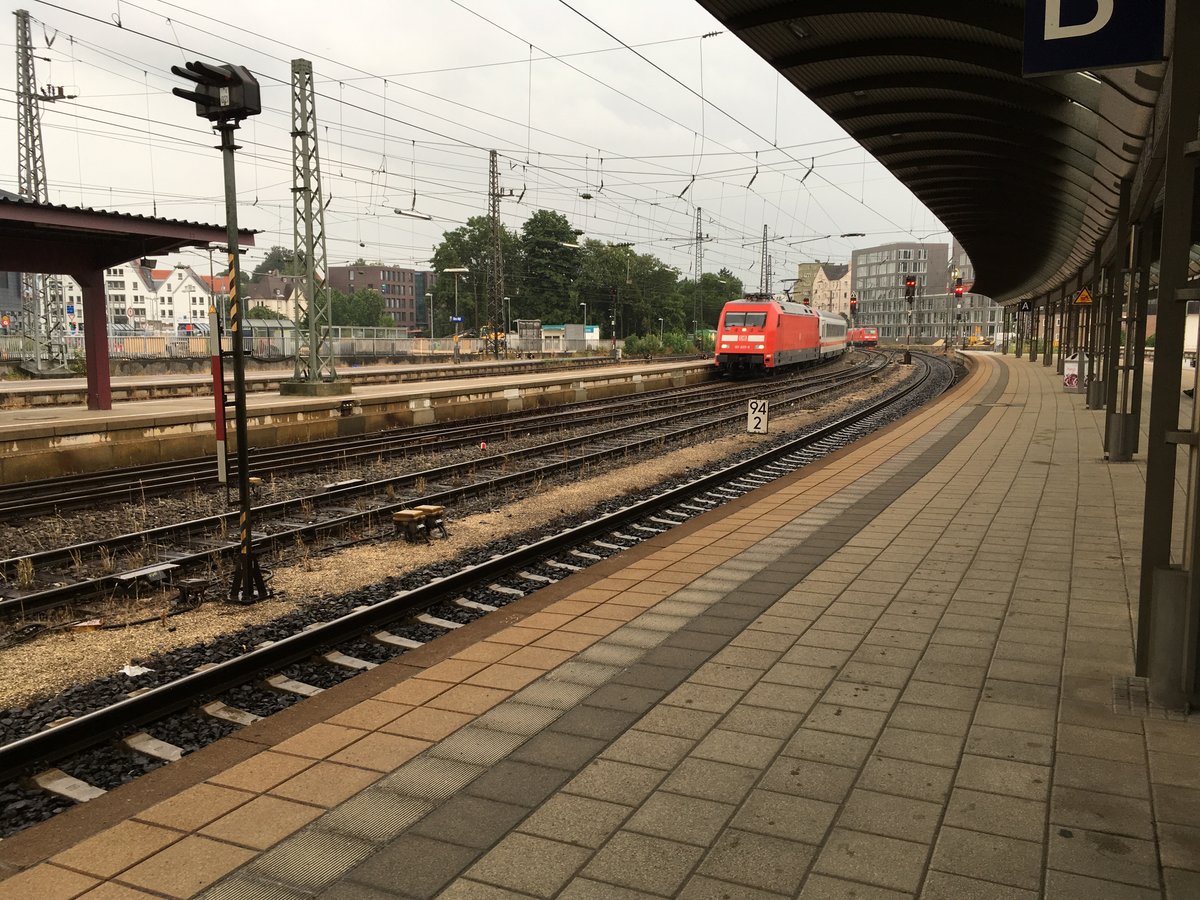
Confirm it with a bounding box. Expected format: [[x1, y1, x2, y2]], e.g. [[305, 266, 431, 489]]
[[0, 360, 708, 481], [0, 358, 635, 409], [1, 351, 1194, 899]]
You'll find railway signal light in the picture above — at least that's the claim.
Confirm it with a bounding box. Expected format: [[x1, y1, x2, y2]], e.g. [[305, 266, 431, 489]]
[[849, 296, 857, 319], [171, 61, 261, 124], [904, 275, 916, 303], [954, 284, 965, 298]]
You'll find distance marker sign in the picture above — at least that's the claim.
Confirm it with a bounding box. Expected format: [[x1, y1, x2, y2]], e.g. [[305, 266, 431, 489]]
[[747, 399, 769, 434]]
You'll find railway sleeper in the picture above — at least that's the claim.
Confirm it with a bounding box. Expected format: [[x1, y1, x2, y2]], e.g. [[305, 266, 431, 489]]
[[371, 630, 424, 649], [487, 584, 524, 599], [546, 560, 582, 572], [631, 525, 663, 534], [264, 674, 324, 697], [202, 700, 261, 726], [415, 612, 463, 630], [591, 540, 624, 552], [322, 651, 377, 671], [123, 731, 184, 762], [454, 597, 500, 612], [30, 768, 105, 803], [518, 571, 555, 584]]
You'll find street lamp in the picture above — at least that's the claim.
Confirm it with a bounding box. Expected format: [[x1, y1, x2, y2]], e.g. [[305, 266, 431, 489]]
[[657, 317, 664, 343], [503, 296, 511, 355], [442, 267, 469, 343], [580, 302, 587, 351], [426, 292, 433, 340]]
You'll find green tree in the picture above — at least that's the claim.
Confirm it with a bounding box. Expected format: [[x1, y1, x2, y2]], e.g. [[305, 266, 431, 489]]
[[429, 216, 521, 335], [517, 210, 580, 324], [249, 246, 303, 282], [329, 288, 390, 327], [246, 304, 276, 320]]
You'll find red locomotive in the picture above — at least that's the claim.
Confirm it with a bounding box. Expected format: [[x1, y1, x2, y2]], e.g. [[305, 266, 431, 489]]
[[714, 295, 846, 375], [847, 326, 879, 348]]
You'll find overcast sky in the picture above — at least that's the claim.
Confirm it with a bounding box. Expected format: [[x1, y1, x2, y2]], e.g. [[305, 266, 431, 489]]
[[1, 0, 948, 284]]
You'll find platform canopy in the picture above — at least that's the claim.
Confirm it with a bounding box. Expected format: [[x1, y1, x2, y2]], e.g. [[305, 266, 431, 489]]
[[693, 1, 1167, 303], [0, 195, 255, 409], [0, 196, 253, 273]]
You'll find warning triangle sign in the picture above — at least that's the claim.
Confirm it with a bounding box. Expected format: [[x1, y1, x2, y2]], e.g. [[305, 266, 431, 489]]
[[1074, 288, 1093, 305]]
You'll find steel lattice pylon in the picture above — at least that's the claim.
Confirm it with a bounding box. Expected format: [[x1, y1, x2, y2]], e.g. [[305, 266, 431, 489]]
[[290, 58, 335, 382], [486, 150, 505, 358], [760, 224, 769, 295], [693, 207, 703, 333], [15, 9, 61, 369]]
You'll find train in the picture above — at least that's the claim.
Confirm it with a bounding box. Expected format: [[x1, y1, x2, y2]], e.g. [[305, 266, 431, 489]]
[[714, 295, 846, 375], [848, 326, 879, 348]]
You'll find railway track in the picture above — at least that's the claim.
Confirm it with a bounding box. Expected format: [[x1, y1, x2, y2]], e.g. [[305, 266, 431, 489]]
[[0, 358, 829, 520], [0, 355, 889, 616], [0, 353, 955, 828]]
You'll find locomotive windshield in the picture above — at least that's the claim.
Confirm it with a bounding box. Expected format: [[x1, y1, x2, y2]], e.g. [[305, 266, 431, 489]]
[[724, 311, 767, 328]]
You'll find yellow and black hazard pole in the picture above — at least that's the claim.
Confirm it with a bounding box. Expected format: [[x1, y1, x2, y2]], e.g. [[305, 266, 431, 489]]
[[220, 122, 267, 604]]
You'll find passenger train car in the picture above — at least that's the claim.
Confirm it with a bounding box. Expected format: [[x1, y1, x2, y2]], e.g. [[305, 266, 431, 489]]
[[847, 326, 879, 348], [714, 295, 846, 375]]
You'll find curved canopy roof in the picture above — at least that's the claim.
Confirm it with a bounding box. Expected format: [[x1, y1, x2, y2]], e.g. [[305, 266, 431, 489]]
[[695, 1, 1167, 302]]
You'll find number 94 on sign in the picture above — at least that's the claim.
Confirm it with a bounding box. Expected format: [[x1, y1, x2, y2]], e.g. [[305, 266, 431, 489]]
[[747, 399, 769, 435]]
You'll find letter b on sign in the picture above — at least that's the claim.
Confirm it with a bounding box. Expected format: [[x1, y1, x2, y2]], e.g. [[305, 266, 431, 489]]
[[1023, 0, 1163, 76]]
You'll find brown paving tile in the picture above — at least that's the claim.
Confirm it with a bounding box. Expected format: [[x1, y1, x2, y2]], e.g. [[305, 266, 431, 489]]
[[452, 642, 517, 664], [51, 821, 181, 879], [327, 698, 412, 730], [76, 883, 164, 899], [466, 663, 543, 691], [269, 760, 382, 807], [501, 646, 576, 669], [922, 870, 1037, 900], [584, 604, 646, 623], [381, 706, 475, 741], [199, 794, 323, 850], [416, 657, 492, 683], [931, 825, 1042, 891], [329, 732, 431, 771], [518, 611, 579, 630], [372, 677, 452, 707], [542, 599, 600, 616], [813, 827, 928, 893], [273, 722, 368, 759], [426, 683, 512, 715], [134, 782, 254, 832], [116, 836, 256, 898], [0, 864, 97, 900], [487, 625, 550, 646], [208, 750, 314, 793]]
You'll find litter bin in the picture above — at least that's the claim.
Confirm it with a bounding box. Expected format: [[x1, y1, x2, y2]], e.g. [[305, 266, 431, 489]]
[[1063, 352, 1088, 394]]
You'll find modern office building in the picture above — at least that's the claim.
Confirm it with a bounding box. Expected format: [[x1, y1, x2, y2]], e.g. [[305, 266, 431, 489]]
[[850, 242, 949, 341]]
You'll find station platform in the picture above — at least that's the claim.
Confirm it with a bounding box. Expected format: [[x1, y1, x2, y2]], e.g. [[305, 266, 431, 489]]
[[1, 351, 1194, 899], [0, 358, 632, 410], [0, 359, 706, 481]]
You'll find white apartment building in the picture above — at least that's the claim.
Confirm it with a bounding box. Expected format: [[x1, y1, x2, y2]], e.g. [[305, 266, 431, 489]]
[[810, 264, 852, 318], [43, 260, 226, 333]]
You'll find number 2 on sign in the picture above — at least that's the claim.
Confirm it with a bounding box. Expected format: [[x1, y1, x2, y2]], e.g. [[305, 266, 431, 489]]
[[747, 399, 769, 435]]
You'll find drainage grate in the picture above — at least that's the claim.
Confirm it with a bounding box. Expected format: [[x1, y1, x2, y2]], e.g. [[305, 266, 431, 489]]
[[1111, 675, 1196, 722]]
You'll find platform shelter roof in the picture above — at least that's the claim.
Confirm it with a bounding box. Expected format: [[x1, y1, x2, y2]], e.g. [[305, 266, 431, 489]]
[[694, 1, 1169, 303]]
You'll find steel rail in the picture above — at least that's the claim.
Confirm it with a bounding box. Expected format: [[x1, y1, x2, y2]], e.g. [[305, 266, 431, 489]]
[[0, 359, 887, 616], [0, 353, 951, 783]]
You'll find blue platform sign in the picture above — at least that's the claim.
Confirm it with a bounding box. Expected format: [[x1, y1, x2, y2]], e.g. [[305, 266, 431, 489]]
[[65, 304, 75, 315], [1024, 0, 1164, 76], [450, 315, 463, 323]]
